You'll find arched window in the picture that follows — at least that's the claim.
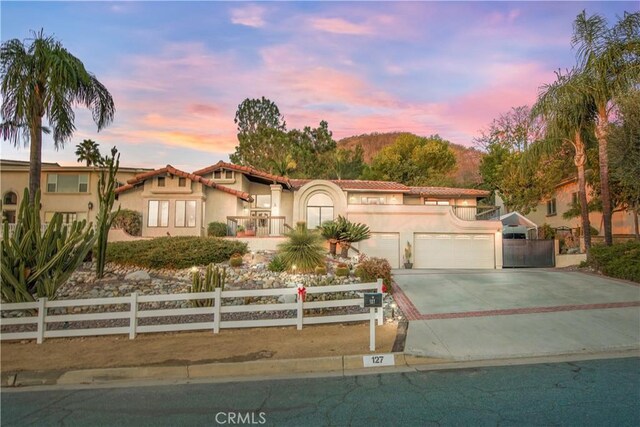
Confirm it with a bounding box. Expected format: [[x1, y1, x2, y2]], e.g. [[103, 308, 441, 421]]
[[306, 193, 334, 229], [3, 191, 17, 205]]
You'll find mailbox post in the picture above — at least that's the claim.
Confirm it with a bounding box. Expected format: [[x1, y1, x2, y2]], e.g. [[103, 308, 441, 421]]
[[364, 292, 383, 351]]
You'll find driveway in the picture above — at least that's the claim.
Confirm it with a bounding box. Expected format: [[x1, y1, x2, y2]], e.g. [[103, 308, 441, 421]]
[[393, 269, 640, 360]]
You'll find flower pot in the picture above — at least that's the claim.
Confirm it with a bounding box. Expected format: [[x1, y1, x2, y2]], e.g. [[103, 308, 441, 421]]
[[237, 231, 246, 237], [245, 230, 256, 237], [404, 262, 413, 269]]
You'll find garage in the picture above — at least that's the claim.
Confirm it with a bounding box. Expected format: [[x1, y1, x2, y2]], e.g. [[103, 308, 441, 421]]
[[414, 233, 495, 269], [357, 233, 400, 268]]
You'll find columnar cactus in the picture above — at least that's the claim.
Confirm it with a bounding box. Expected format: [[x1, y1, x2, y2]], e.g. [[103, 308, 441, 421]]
[[190, 264, 226, 307], [95, 147, 120, 278], [1, 189, 96, 302]]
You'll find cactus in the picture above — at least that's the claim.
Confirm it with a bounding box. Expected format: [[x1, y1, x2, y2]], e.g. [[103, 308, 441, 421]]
[[190, 264, 226, 307], [95, 147, 121, 278], [1, 189, 96, 302]]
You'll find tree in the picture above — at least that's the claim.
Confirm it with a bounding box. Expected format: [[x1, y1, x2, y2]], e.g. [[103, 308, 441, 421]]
[[230, 97, 287, 168], [474, 106, 544, 153], [571, 11, 640, 245], [289, 120, 337, 178], [1, 30, 115, 203], [608, 89, 640, 238], [331, 145, 365, 180], [531, 70, 598, 252], [368, 134, 456, 186], [75, 139, 101, 167]]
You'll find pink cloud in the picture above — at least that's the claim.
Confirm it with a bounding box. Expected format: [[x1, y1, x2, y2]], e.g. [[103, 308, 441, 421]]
[[309, 17, 372, 35], [230, 4, 267, 28]]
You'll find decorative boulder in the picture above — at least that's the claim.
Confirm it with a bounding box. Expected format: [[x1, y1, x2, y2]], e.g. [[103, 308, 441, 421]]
[[124, 270, 151, 282]]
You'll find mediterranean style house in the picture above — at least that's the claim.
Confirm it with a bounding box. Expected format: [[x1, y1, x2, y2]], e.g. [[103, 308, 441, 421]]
[[1, 159, 504, 269], [525, 177, 638, 239]]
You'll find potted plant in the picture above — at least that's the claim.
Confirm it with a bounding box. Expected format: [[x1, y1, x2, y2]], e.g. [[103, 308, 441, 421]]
[[403, 242, 413, 269], [236, 225, 246, 237]]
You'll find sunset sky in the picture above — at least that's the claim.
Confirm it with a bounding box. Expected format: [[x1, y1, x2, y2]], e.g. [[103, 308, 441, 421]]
[[2, 1, 637, 171]]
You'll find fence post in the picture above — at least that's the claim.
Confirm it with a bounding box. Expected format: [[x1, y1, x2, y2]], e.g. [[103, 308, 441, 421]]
[[376, 278, 384, 326], [296, 288, 303, 330], [129, 292, 138, 340], [213, 288, 221, 334], [369, 307, 376, 352], [36, 298, 47, 344]]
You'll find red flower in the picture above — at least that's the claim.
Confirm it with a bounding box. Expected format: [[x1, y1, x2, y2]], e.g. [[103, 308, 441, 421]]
[[382, 284, 388, 293]]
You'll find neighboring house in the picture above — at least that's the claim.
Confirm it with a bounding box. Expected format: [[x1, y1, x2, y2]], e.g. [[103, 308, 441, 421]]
[[525, 178, 638, 238], [0, 159, 148, 228], [1, 159, 504, 269]]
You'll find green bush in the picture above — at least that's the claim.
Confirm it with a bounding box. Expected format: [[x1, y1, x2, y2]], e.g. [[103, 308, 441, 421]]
[[112, 209, 142, 236], [538, 223, 556, 240], [315, 265, 327, 275], [355, 257, 393, 289], [229, 253, 243, 267], [208, 222, 228, 237], [588, 241, 640, 283], [335, 267, 349, 277], [106, 237, 248, 269], [278, 223, 326, 273], [268, 255, 287, 272]]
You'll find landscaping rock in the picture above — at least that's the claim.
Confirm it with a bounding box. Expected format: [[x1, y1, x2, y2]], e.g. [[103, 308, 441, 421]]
[[124, 270, 151, 282]]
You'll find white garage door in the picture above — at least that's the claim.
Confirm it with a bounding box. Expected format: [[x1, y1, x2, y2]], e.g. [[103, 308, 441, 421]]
[[358, 233, 400, 268], [414, 233, 495, 269]]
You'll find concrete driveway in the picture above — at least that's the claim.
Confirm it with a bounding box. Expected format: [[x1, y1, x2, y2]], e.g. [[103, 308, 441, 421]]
[[393, 269, 640, 361]]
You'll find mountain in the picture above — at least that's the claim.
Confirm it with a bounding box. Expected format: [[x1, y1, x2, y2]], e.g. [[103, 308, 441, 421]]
[[337, 132, 483, 187]]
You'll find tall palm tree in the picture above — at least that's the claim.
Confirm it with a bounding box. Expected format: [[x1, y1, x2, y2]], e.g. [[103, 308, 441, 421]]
[[531, 70, 597, 253], [571, 11, 640, 245], [75, 139, 102, 167], [1, 30, 115, 203]]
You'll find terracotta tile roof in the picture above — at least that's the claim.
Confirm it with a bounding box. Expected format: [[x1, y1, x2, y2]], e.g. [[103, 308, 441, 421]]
[[409, 186, 490, 197], [115, 165, 253, 201], [193, 161, 291, 187], [289, 179, 409, 192]]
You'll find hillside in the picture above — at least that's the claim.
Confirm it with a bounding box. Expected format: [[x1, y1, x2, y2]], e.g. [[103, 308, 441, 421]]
[[338, 132, 483, 187]]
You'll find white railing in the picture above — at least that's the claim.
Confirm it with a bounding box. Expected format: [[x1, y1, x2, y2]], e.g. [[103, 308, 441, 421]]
[[0, 279, 384, 343], [0, 223, 97, 238]]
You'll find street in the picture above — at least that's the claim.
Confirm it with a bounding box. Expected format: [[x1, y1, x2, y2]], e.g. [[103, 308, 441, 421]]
[[2, 357, 639, 426]]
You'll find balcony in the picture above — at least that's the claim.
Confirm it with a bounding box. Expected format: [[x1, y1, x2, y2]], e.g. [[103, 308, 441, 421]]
[[451, 205, 501, 221], [226, 216, 287, 237]]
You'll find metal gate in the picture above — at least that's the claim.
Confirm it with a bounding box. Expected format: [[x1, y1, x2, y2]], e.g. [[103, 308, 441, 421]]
[[502, 239, 555, 268]]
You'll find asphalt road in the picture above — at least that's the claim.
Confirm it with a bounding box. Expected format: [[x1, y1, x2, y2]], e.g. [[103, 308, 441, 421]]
[[2, 357, 639, 426]]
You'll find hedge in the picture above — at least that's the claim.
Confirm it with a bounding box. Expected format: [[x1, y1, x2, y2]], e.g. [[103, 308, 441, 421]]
[[588, 241, 640, 283], [106, 237, 248, 269]]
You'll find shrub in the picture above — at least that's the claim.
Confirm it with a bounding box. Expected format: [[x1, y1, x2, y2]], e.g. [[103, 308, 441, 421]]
[[112, 209, 142, 236], [315, 265, 327, 275], [278, 223, 326, 273], [208, 222, 228, 237], [106, 237, 247, 269], [355, 257, 393, 289], [268, 255, 287, 272], [538, 223, 556, 240], [588, 241, 640, 283], [335, 266, 349, 277], [229, 253, 243, 267]]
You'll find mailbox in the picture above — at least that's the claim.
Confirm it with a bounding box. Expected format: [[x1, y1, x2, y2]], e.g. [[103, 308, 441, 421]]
[[364, 292, 383, 308]]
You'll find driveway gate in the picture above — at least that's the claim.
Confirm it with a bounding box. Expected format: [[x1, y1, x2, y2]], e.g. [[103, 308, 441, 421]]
[[502, 239, 555, 268]]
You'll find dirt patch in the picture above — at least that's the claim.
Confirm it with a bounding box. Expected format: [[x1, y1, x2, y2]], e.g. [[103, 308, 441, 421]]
[[1, 323, 398, 373]]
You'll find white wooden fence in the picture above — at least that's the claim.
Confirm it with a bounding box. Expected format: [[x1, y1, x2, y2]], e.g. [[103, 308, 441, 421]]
[[0, 279, 384, 343]]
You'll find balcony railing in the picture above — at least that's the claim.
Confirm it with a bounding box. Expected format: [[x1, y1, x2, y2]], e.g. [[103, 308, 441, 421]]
[[1, 223, 95, 238], [451, 205, 501, 221], [227, 216, 286, 237]]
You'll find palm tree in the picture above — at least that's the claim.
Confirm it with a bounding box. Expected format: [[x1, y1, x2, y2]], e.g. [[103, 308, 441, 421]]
[[75, 139, 102, 167], [571, 11, 640, 245], [1, 30, 115, 202], [319, 216, 348, 256], [531, 70, 597, 253], [339, 220, 371, 258]]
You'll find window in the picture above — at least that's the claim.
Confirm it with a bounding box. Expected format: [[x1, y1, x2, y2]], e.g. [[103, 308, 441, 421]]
[[148, 200, 169, 227], [157, 177, 165, 187], [251, 195, 271, 210], [178, 177, 186, 187], [213, 169, 233, 180], [2, 210, 16, 223], [425, 199, 450, 206], [175, 200, 197, 227], [213, 170, 221, 179], [46, 174, 89, 193], [571, 192, 579, 206], [225, 170, 233, 179], [3, 192, 17, 205], [546, 198, 557, 216], [362, 197, 385, 205], [306, 193, 334, 229]]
